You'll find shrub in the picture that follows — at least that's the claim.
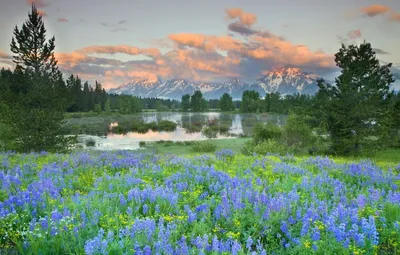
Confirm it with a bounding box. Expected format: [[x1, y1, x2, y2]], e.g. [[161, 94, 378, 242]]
[[157, 120, 177, 132], [190, 142, 217, 153], [111, 125, 128, 134], [202, 127, 218, 138], [252, 123, 282, 144], [146, 122, 158, 131], [139, 141, 146, 147], [85, 138, 96, 147], [282, 114, 316, 152]]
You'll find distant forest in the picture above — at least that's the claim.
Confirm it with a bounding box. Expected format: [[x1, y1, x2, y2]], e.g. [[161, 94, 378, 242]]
[[64, 73, 324, 115]]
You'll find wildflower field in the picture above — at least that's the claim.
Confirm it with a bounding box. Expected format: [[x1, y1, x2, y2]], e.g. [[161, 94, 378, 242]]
[[0, 150, 400, 254]]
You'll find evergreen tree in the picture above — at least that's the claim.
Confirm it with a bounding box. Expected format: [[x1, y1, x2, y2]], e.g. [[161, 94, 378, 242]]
[[219, 93, 235, 111], [181, 94, 190, 111], [82, 81, 90, 112], [190, 90, 207, 112], [10, 4, 60, 80], [315, 41, 394, 155], [3, 4, 75, 152]]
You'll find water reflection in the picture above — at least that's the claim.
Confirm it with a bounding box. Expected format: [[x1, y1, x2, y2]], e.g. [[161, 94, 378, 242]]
[[74, 112, 286, 150]]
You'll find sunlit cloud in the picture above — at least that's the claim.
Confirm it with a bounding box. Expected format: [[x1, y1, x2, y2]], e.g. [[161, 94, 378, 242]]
[[360, 5, 390, 17], [54, 8, 336, 89], [58, 18, 68, 23], [225, 8, 257, 27], [27, 0, 48, 8], [347, 29, 362, 40], [37, 10, 47, 17], [360, 4, 400, 23]]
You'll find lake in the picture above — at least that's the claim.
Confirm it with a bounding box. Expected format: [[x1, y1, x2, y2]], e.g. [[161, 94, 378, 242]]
[[68, 112, 286, 150]]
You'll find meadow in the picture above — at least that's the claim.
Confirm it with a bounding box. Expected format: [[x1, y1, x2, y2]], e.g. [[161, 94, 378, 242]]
[[1, 150, 400, 254]]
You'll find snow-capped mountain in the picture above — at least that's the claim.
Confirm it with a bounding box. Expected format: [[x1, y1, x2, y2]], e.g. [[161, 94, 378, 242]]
[[108, 67, 322, 99], [249, 67, 320, 96]]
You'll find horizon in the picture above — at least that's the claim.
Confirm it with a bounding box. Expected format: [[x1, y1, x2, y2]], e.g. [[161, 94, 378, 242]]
[[0, 0, 399, 89]]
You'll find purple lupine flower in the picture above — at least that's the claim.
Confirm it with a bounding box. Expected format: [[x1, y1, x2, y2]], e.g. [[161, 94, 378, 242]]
[[143, 204, 149, 214], [231, 240, 242, 255], [246, 236, 253, 251]]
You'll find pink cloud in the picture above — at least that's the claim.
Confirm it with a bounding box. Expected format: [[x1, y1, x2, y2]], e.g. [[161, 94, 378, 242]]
[[360, 5, 390, 17], [0, 51, 10, 59], [347, 29, 362, 40], [390, 12, 400, 22], [37, 9, 47, 17], [58, 18, 68, 23], [54, 8, 336, 89], [225, 8, 257, 27], [79, 45, 161, 58], [359, 4, 400, 23], [27, 0, 48, 8]]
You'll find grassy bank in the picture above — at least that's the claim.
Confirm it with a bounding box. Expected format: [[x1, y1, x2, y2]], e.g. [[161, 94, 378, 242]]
[[140, 137, 251, 155], [138, 137, 400, 165]]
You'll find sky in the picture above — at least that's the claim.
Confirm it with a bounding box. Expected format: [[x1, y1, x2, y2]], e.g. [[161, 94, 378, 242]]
[[0, 0, 399, 89]]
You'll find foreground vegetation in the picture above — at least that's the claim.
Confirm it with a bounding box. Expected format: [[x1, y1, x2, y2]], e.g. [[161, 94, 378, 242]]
[[0, 150, 399, 254]]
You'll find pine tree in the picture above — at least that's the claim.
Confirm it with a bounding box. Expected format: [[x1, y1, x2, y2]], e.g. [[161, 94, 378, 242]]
[[315, 41, 394, 155], [4, 4, 75, 152], [10, 4, 59, 79], [82, 81, 90, 112]]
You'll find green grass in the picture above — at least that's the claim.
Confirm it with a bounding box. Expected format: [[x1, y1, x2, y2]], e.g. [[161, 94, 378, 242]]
[[140, 137, 400, 167], [141, 137, 251, 155]]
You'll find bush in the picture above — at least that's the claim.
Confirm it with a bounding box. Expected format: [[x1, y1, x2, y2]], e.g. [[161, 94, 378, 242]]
[[202, 127, 218, 138], [157, 120, 177, 132], [139, 141, 146, 147], [85, 138, 96, 147], [190, 142, 217, 153], [111, 125, 128, 134], [146, 122, 158, 131], [282, 114, 316, 153], [253, 123, 282, 144]]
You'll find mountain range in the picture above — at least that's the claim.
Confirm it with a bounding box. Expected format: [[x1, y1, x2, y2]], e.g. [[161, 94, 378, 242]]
[[108, 67, 400, 100]]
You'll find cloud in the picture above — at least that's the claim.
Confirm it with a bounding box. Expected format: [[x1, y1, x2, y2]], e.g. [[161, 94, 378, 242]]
[[226, 8, 257, 27], [55, 8, 336, 89], [118, 20, 127, 25], [360, 5, 390, 17], [58, 18, 68, 23], [373, 48, 390, 55], [0, 51, 14, 69], [37, 10, 47, 17], [79, 45, 162, 58], [337, 29, 363, 45], [27, 0, 48, 8], [227, 22, 256, 36], [390, 12, 400, 22], [359, 4, 400, 23], [347, 29, 362, 40], [0, 51, 11, 59]]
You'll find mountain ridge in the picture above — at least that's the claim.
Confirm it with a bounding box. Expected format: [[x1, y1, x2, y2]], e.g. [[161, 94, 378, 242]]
[[108, 67, 400, 99]]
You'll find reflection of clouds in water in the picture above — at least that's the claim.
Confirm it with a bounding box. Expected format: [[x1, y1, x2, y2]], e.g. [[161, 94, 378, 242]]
[[106, 127, 208, 142], [82, 112, 286, 150]]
